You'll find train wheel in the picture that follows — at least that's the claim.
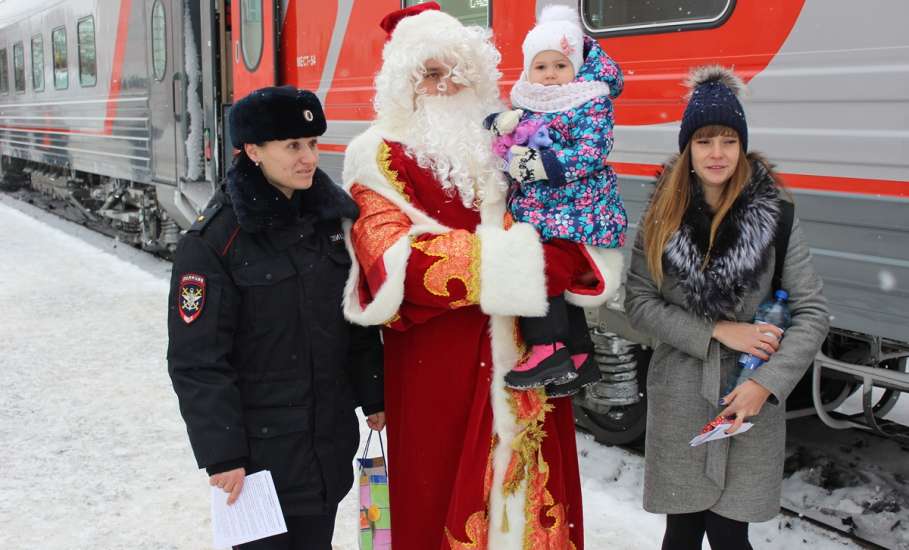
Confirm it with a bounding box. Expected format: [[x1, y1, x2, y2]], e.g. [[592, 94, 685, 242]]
[[573, 398, 647, 447], [574, 344, 651, 448]]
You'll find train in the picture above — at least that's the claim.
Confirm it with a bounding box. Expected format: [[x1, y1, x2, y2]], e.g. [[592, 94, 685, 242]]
[[1, 0, 907, 449]]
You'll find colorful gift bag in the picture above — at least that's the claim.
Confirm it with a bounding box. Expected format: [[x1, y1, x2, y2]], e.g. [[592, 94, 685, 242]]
[[358, 430, 391, 550]]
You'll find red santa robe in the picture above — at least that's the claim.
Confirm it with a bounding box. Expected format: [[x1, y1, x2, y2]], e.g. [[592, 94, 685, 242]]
[[341, 126, 623, 550]]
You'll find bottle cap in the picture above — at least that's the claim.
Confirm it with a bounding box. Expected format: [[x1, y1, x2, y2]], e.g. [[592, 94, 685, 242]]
[[775, 289, 789, 301]]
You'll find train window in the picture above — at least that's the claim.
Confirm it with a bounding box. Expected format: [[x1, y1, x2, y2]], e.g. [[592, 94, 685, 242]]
[[13, 42, 25, 93], [240, 0, 263, 70], [151, 1, 167, 80], [52, 27, 68, 90], [0, 49, 8, 95], [31, 35, 45, 92], [77, 16, 97, 87], [402, 0, 490, 27], [582, 0, 733, 36]]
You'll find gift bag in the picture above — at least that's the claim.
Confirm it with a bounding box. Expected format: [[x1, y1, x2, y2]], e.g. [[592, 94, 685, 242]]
[[358, 430, 391, 550]]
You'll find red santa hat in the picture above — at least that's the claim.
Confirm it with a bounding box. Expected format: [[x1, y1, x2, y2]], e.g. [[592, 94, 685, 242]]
[[379, 2, 440, 40], [380, 4, 467, 64]]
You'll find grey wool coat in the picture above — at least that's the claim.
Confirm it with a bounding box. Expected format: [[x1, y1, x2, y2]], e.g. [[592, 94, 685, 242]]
[[624, 157, 830, 523]]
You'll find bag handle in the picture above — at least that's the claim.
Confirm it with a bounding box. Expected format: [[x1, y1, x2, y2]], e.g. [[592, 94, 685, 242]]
[[772, 200, 794, 293], [361, 429, 386, 461]]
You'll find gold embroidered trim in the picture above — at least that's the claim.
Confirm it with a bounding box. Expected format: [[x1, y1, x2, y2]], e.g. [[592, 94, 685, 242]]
[[445, 511, 489, 549], [377, 141, 409, 201], [522, 453, 574, 550], [383, 312, 401, 327], [411, 233, 480, 308], [503, 389, 551, 497]]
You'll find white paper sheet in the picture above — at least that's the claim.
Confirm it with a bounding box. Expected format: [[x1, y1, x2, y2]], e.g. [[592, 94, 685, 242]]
[[689, 421, 754, 447], [211, 470, 288, 548]]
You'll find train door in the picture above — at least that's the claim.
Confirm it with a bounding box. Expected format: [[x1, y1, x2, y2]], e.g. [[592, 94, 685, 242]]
[[147, 0, 182, 185], [230, 0, 278, 102]]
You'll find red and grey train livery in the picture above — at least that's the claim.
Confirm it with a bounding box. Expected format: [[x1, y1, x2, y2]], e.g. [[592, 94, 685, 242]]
[[1, 0, 907, 484]]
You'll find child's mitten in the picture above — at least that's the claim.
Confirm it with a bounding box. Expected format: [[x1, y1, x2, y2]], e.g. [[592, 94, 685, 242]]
[[508, 145, 547, 183], [489, 109, 524, 136]]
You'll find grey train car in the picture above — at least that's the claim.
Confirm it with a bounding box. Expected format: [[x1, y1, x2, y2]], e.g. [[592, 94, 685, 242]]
[[0, 0, 220, 253], [0, 1, 907, 448]]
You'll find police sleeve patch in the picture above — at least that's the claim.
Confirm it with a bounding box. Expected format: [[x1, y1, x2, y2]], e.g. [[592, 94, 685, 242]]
[[177, 273, 207, 324]]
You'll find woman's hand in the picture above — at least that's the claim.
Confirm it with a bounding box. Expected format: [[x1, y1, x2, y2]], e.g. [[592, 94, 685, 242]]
[[367, 411, 386, 431], [210, 467, 246, 505], [712, 320, 783, 361], [719, 380, 772, 434]]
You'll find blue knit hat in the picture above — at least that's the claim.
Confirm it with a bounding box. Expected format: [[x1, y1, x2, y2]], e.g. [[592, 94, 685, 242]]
[[678, 66, 748, 152]]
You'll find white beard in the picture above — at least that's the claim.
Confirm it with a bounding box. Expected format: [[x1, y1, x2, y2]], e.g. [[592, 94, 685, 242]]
[[401, 90, 507, 209]]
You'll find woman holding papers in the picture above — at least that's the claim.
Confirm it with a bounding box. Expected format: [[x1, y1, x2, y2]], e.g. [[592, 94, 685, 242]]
[[167, 86, 384, 549], [623, 66, 828, 549]]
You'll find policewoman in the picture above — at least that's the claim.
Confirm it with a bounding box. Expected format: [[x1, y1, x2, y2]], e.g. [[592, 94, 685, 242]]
[[167, 87, 384, 549]]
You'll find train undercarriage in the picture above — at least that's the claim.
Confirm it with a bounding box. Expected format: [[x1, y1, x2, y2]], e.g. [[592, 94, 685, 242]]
[[5, 151, 908, 450], [1, 155, 182, 258], [3, 153, 909, 548]]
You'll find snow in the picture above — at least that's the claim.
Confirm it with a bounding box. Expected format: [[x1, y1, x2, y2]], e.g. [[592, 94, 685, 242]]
[[837, 386, 909, 426], [0, 196, 875, 549], [878, 269, 897, 292]]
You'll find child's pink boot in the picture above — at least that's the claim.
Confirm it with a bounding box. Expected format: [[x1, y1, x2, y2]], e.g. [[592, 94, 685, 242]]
[[504, 343, 576, 389]]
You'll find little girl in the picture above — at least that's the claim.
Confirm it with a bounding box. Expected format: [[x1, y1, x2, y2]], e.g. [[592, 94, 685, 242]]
[[487, 6, 627, 395]]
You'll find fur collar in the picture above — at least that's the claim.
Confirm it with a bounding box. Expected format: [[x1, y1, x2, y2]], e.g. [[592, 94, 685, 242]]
[[662, 157, 781, 320], [226, 154, 359, 233]]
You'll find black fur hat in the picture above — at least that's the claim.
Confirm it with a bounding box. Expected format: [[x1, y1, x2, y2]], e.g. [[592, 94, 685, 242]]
[[229, 86, 326, 148]]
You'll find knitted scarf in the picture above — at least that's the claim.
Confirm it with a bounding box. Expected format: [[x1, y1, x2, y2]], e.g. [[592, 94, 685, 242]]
[[509, 79, 611, 113]]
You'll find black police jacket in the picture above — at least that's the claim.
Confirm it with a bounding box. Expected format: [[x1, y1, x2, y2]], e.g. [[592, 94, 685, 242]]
[[167, 158, 383, 515]]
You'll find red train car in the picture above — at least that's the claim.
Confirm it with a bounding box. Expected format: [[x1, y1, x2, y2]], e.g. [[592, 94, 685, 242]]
[[1, 4, 907, 515]]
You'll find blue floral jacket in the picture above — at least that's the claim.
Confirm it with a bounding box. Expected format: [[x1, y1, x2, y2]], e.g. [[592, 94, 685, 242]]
[[509, 37, 627, 248]]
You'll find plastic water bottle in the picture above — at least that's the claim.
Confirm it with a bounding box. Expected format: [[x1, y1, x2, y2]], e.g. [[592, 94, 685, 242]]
[[721, 290, 792, 400]]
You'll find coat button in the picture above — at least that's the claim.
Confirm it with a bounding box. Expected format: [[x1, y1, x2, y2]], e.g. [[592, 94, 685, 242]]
[[291, 354, 298, 360], [261, 427, 269, 434], [265, 273, 273, 281]]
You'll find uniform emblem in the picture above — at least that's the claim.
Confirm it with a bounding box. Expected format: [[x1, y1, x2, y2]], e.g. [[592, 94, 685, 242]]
[[177, 273, 206, 324], [303, 109, 314, 121]]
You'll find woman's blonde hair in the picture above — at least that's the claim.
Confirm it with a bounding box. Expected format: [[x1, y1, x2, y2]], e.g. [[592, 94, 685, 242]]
[[641, 125, 752, 286]]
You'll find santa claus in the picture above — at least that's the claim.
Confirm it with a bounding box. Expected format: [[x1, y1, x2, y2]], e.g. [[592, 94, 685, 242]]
[[341, 4, 615, 549]]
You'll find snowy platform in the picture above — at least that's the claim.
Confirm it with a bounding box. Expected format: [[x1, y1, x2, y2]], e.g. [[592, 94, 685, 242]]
[[0, 195, 880, 549]]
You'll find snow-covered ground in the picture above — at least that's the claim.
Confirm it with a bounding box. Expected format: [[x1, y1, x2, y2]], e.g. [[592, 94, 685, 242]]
[[0, 196, 883, 549]]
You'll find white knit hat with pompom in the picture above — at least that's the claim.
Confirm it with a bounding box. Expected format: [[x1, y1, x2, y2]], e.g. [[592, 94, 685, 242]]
[[521, 5, 584, 77]]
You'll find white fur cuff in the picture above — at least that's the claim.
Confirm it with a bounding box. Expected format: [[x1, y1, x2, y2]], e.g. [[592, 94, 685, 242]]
[[342, 234, 410, 326], [477, 223, 548, 317], [565, 247, 625, 307]]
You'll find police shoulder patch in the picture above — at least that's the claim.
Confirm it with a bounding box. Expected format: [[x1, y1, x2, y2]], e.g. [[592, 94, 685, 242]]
[[177, 273, 207, 324]]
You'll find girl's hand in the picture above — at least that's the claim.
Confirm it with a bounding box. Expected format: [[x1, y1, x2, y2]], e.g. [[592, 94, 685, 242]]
[[490, 109, 524, 136], [712, 320, 783, 361], [719, 380, 772, 434], [209, 467, 246, 505], [507, 146, 546, 183], [367, 411, 386, 431]]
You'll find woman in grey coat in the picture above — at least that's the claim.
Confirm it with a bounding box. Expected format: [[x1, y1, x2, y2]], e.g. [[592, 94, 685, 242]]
[[624, 66, 829, 549]]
